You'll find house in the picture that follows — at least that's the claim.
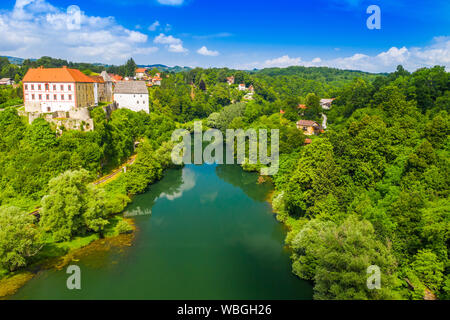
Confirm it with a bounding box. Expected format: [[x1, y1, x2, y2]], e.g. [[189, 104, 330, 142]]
[[109, 74, 123, 83], [23, 66, 95, 113], [296, 120, 321, 136], [100, 71, 114, 102], [248, 85, 255, 93], [320, 98, 335, 110], [0, 78, 13, 85], [227, 76, 235, 85], [113, 81, 149, 113], [238, 84, 246, 91], [151, 73, 162, 86], [135, 68, 147, 80]]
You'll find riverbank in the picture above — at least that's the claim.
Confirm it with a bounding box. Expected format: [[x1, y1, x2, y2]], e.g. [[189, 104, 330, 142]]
[[0, 216, 135, 299]]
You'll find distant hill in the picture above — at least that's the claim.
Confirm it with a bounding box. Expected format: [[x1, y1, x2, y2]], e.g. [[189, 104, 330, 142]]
[[138, 64, 192, 73], [1, 56, 35, 65]]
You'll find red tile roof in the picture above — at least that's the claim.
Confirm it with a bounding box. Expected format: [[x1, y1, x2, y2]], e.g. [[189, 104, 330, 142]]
[[297, 120, 320, 127], [23, 66, 95, 83], [298, 104, 307, 109], [136, 68, 147, 73]]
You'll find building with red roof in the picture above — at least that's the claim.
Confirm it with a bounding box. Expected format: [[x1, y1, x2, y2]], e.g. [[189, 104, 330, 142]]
[[23, 66, 96, 113]]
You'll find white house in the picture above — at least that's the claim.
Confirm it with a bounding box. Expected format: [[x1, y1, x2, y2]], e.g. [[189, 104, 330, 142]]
[[113, 81, 149, 113], [0, 78, 13, 85], [135, 68, 147, 80], [320, 98, 335, 110], [238, 84, 246, 91]]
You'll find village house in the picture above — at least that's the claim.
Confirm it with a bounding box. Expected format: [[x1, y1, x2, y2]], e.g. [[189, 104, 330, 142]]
[[238, 84, 246, 91], [151, 73, 162, 86], [0, 78, 14, 85], [135, 68, 147, 80], [320, 98, 335, 110], [23, 66, 95, 113], [109, 73, 123, 83], [296, 120, 321, 136], [227, 76, 235, 85], [113, 81, 149, 113]]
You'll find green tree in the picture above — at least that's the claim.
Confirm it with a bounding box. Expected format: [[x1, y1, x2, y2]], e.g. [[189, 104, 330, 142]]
[[0, 206, 42, 272], [40, 170, 109, 241], [291, 216, 399, 300]]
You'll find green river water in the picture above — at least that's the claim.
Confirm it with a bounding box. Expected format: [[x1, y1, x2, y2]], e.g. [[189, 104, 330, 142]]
[[13, 164, 313, 299]]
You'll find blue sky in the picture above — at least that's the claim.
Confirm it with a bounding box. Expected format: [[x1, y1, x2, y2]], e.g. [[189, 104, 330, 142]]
[[0, 0, 449, 72]]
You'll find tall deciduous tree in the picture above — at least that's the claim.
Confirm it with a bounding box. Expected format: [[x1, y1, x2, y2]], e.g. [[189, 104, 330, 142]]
[[40, 169, 109, 242], [0, 206, 42, 272]]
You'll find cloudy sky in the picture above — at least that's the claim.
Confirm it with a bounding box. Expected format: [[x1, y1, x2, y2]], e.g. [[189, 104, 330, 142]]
[[0, 0, 449, 72]]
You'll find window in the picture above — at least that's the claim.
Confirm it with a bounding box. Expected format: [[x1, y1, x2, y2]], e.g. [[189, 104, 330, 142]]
[[25, 84, 28, 90], [32, 94, 35, 100], [38, 85, 41, 90], [60, 85, 64, 91], [68, 85, 72, 91], [38, 94, 42, 100], [137, 101, 139, 104], [61, 95, 64, 100], [45, 84, 49, 90], [31, 85, 34, 90], [53, 85, 56, 90], [68, 95, 72, 101], [46, 94, 50, 100], [54, 94, 57, 100], [47, 107, 51, 112]]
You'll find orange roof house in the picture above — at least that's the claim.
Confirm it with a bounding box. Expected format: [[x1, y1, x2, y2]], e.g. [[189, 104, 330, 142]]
[[23, 66, 96, 113], [23, 66, 95, 83], [135, 68, 147, 74], [298, 104, 307, 109]]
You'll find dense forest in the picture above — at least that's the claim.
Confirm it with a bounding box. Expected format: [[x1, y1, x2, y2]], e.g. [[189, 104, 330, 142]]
[[0, 55, 448, 300]]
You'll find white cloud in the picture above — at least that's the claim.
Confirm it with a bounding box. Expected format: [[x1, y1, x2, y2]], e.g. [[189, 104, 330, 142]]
[[197, 46, 219, 56], [264, 55, 301, 67], [0, 0, 158, 63], [154, 33, 188, 53], [246, 38, 450, 72], [148, 20, 160, 31], [156, 0, 184, 5]]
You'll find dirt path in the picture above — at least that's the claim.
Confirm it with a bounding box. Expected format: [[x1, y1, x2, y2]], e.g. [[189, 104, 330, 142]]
[[93, 154, 137, 186]]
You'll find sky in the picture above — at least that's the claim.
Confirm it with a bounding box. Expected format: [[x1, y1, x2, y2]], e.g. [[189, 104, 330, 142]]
[[0, 0, 449, 72]]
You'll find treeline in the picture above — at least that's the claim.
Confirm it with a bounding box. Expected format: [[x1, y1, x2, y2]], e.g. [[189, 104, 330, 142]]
[[149, 65, 377, 122]]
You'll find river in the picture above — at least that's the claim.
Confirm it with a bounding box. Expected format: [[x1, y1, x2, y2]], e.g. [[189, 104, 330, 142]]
[[12, 163, 313, 300]]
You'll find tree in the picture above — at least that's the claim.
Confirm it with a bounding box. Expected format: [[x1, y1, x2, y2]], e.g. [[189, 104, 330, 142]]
[[124, 58, 137, 77], [25, 118, 57, 150], [304, 93, 322, 121], [40, 170, 109, 241], [291, 216, 399, 300], [0, 206, 42, 272]]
